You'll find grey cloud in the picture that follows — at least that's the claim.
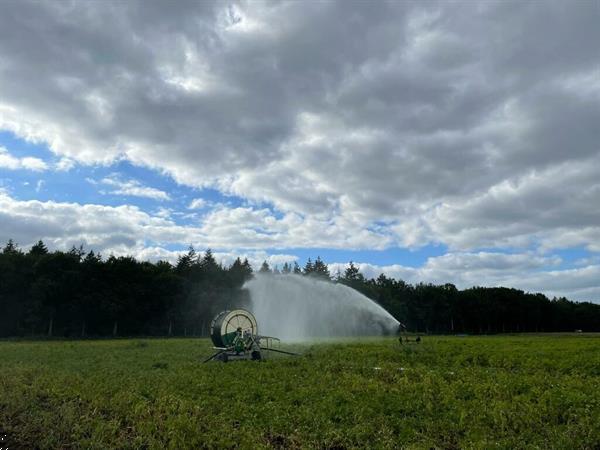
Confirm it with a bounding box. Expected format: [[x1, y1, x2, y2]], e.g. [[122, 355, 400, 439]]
[[0, 0, 599, 261], [428, 154, 600, 250]]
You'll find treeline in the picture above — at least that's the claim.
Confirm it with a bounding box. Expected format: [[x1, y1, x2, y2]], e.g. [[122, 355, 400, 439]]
[[342, 266, 600, 334], [0, 240, 252, 338], [1, 240, 599, 338]]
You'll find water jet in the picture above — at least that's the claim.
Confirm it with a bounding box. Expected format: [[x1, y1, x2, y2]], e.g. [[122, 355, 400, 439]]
[[245, 273, 399, 341]]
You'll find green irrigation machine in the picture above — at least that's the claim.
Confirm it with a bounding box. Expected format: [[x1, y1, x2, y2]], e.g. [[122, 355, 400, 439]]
[[203, 309, 299, 363]]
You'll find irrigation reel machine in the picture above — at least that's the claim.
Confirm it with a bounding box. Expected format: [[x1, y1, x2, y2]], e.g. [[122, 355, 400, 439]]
[[203, 309, 299, 363]]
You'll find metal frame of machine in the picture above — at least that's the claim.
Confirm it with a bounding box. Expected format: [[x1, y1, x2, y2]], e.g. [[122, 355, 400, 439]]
[[203, 309, 299, 362]]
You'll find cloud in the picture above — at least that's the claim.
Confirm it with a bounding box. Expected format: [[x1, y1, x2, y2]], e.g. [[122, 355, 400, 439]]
[[188, 198, 207, 209], [329, 252, 600, 302], [211, 250, 298, 270], [0, 1, 599, 299], [1, 1, 597, 255], [55, 157, 76, 172], [102, 245, 296, 270], [330, 251, 560, 285], [154, 207, 172, 218], [198, 205, 392, 250], [0, 191, 386, 254], [422, 154, 600, 251], [0, 190, 300, 269], [90, 175, 171, 201], [0, 146, 47, 171], [0, 191, 190, 252]]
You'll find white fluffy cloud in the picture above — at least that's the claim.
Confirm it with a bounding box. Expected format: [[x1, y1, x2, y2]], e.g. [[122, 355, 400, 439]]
[[188, 198, 207, 209], [198, 205, 392, 250], [0, 190, 301, 268], [105, 246, 296, 270], [0, 192, 386, 254], [88, 175, 171, 201], [0, 146, 47, 171], [329, 253, 600, 302], [212, 250, 298, 271], [0, 191, 189, 251]]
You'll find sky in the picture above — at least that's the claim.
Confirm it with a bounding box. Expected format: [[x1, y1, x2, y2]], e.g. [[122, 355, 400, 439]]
[[0, 0, 599, 301]]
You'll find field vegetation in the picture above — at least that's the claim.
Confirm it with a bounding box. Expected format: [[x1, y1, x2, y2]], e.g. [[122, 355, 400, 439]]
[[2, 335, 600, 449]]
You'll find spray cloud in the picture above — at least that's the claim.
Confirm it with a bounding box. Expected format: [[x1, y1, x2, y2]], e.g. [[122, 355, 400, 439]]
[[244, 273, 399, 341]]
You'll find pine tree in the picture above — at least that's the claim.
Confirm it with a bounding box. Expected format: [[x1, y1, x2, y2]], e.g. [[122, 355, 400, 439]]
[[29, 240, 48, 257], [229, 257, 252, 286], [230, 257, 243, 271], [343, 261, 361, 281], [68, 244, 85, 261], [293, 261, 302, 274], [2, 239, 20, 254], [241, 258, 253, 278], [312, 256, 330, 280], [176, 245, 196, 274], [303, 258, 314, 275], [200, 248, 219, 272], [259, 260, 271, 273], [187, 245, 197, 261], [281, 262, 291, 274], [83, 250, 102, 264]]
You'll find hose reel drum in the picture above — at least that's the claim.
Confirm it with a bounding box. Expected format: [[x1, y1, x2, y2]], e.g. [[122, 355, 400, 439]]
[[204, 309, 298, 363], [210, 309, 258, 348]]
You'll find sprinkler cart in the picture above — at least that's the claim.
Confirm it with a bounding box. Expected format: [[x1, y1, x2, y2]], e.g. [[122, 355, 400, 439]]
[[203, 309, 299, 362]]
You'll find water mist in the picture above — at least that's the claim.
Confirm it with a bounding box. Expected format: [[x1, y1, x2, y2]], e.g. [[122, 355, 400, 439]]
[[244, 273, 399, 341]]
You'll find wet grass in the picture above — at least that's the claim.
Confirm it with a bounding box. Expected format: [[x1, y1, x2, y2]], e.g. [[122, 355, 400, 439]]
[[1, 335, 600, 449]]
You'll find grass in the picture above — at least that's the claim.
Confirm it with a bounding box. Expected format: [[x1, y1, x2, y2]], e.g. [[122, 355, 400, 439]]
[[1, 335, 600, 449]]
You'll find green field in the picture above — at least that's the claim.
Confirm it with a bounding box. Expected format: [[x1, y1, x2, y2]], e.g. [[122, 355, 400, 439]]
[[1, 336, 600, 449]]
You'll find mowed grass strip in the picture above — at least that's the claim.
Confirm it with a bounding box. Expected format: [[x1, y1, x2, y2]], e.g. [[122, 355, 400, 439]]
[[1, 336, 600, 449]]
